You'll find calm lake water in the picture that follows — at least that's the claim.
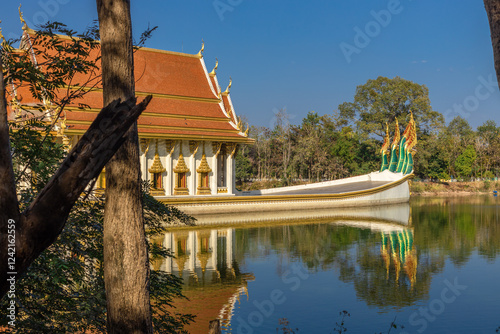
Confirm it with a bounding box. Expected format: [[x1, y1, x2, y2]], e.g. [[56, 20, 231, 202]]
[[157, 196, 500, 333]]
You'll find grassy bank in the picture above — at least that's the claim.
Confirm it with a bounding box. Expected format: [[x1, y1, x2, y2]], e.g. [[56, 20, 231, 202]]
[[410, 180, 500, 195]]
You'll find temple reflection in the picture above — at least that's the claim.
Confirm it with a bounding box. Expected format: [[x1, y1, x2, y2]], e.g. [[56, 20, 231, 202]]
[[155, 204, 434, 332], [154, 228, 254, 333]]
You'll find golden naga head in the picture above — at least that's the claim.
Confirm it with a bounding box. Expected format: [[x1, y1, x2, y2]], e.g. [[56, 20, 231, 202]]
[[380, 122, 390, 154]]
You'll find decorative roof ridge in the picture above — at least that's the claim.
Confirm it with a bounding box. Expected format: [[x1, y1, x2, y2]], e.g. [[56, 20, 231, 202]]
[[196, 39, 204, 58], [21, 26, 203, 60], [221, 77, 232, 96], [209, 58, 218, 77]]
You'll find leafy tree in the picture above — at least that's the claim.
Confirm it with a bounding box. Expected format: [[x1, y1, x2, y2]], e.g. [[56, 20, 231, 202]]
[[455, 145, 477, 179], [337, 76, 443, 139]]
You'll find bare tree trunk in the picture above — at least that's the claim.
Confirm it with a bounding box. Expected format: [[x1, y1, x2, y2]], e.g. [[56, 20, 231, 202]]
[[484, 0, 500, 89], [96, 0, 153, 333]]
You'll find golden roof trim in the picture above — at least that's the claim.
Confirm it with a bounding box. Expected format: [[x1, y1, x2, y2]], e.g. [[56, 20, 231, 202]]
[[63, 129, 256, 143], [67, 120, 242, 134], [64, 107, 231, 122], [209, 58, 218, 76], [22, 29, 203, 59]]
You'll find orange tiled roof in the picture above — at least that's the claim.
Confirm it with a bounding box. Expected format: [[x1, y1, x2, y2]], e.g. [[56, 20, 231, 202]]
[[8, 30, 253, 143]]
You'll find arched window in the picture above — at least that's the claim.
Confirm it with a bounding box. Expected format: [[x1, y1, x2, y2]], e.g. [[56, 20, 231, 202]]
[[197, 153, 212, 195], [174, 153, 190, 195], [149, 148, 166, 196]]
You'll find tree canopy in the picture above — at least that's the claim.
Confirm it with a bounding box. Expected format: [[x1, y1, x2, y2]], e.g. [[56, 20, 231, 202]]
[[337, 76, 444, 139]]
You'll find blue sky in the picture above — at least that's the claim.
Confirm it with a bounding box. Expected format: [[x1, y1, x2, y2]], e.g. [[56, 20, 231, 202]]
[[1, 0, 499, 130]]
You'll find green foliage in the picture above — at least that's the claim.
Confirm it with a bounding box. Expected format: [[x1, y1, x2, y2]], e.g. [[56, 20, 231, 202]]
[[484, 170, 495, 179], [455, 145, 477, 178], [337, 76, 443, 139]]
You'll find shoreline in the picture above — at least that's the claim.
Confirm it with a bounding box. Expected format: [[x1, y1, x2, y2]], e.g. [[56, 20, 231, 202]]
[[412, 191, 492, 196], [410, 180, 499, 196]]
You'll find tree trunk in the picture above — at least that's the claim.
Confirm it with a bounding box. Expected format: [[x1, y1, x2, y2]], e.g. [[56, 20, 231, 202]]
[[96, 0, 153, 333], [484, 0, 500, 89]]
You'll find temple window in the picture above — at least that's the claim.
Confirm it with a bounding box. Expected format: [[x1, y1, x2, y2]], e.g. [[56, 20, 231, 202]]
[[174, 152, 190, 195], [149, 140, 166, 196], [197, 153, 212, 195]]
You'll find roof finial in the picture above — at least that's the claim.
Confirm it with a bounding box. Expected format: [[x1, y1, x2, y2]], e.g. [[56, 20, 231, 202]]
[[209, 58, 218, 76], [197, 39, 204, 57], [19, 5, 28, 31], [0, 24, 5, 47], [224, 77, 232, 94]]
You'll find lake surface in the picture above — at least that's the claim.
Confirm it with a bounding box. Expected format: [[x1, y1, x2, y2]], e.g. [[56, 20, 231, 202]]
[[157, 196, 500, 333]]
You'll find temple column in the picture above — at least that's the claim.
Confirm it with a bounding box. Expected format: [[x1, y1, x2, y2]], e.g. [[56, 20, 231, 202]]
[[210, 229, 218, 270], [165, 140, 175, 196], [189, 141, 199, 196], [227, 143, 238, 195], [212, 142, 222, 195], [226, 228, 233, 269], [188, 231, 197, 272], [161, 233, 173, 272], [140, 139, 150, 182]]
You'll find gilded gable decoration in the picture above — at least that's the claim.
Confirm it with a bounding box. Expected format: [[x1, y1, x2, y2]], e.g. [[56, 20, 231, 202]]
[[149, 140, 166, 174], [197, 154, 212, 174], [165, 140, 175, 155], [173, 153, 190, 174], [149, 140, 166, 196], [140, 138, 151, 155], [227, 143, 238, 157], [19, 5, 28, 31], [189, 140, 199, 155], [212, 141, 223, 157], [197, 39, 205, 58], [209, 58, 218, 76], [197, 143, 212, 195], [223, 78, 232, 95]]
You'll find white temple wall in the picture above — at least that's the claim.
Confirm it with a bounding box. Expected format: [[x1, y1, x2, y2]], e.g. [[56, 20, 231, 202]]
[[135, 138, 236, 197]]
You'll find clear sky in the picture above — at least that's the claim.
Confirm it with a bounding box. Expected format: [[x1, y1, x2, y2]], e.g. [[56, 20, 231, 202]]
[[1, 0, 499, 130]]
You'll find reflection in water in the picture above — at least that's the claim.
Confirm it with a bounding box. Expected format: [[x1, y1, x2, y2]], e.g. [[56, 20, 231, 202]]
[[380, 230, 417, 285], [159, 197, 500, 333], [155, 229, 254, 333]]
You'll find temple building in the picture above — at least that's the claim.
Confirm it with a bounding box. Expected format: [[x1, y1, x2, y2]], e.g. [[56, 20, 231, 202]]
[[6, 25, 253, 197]]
